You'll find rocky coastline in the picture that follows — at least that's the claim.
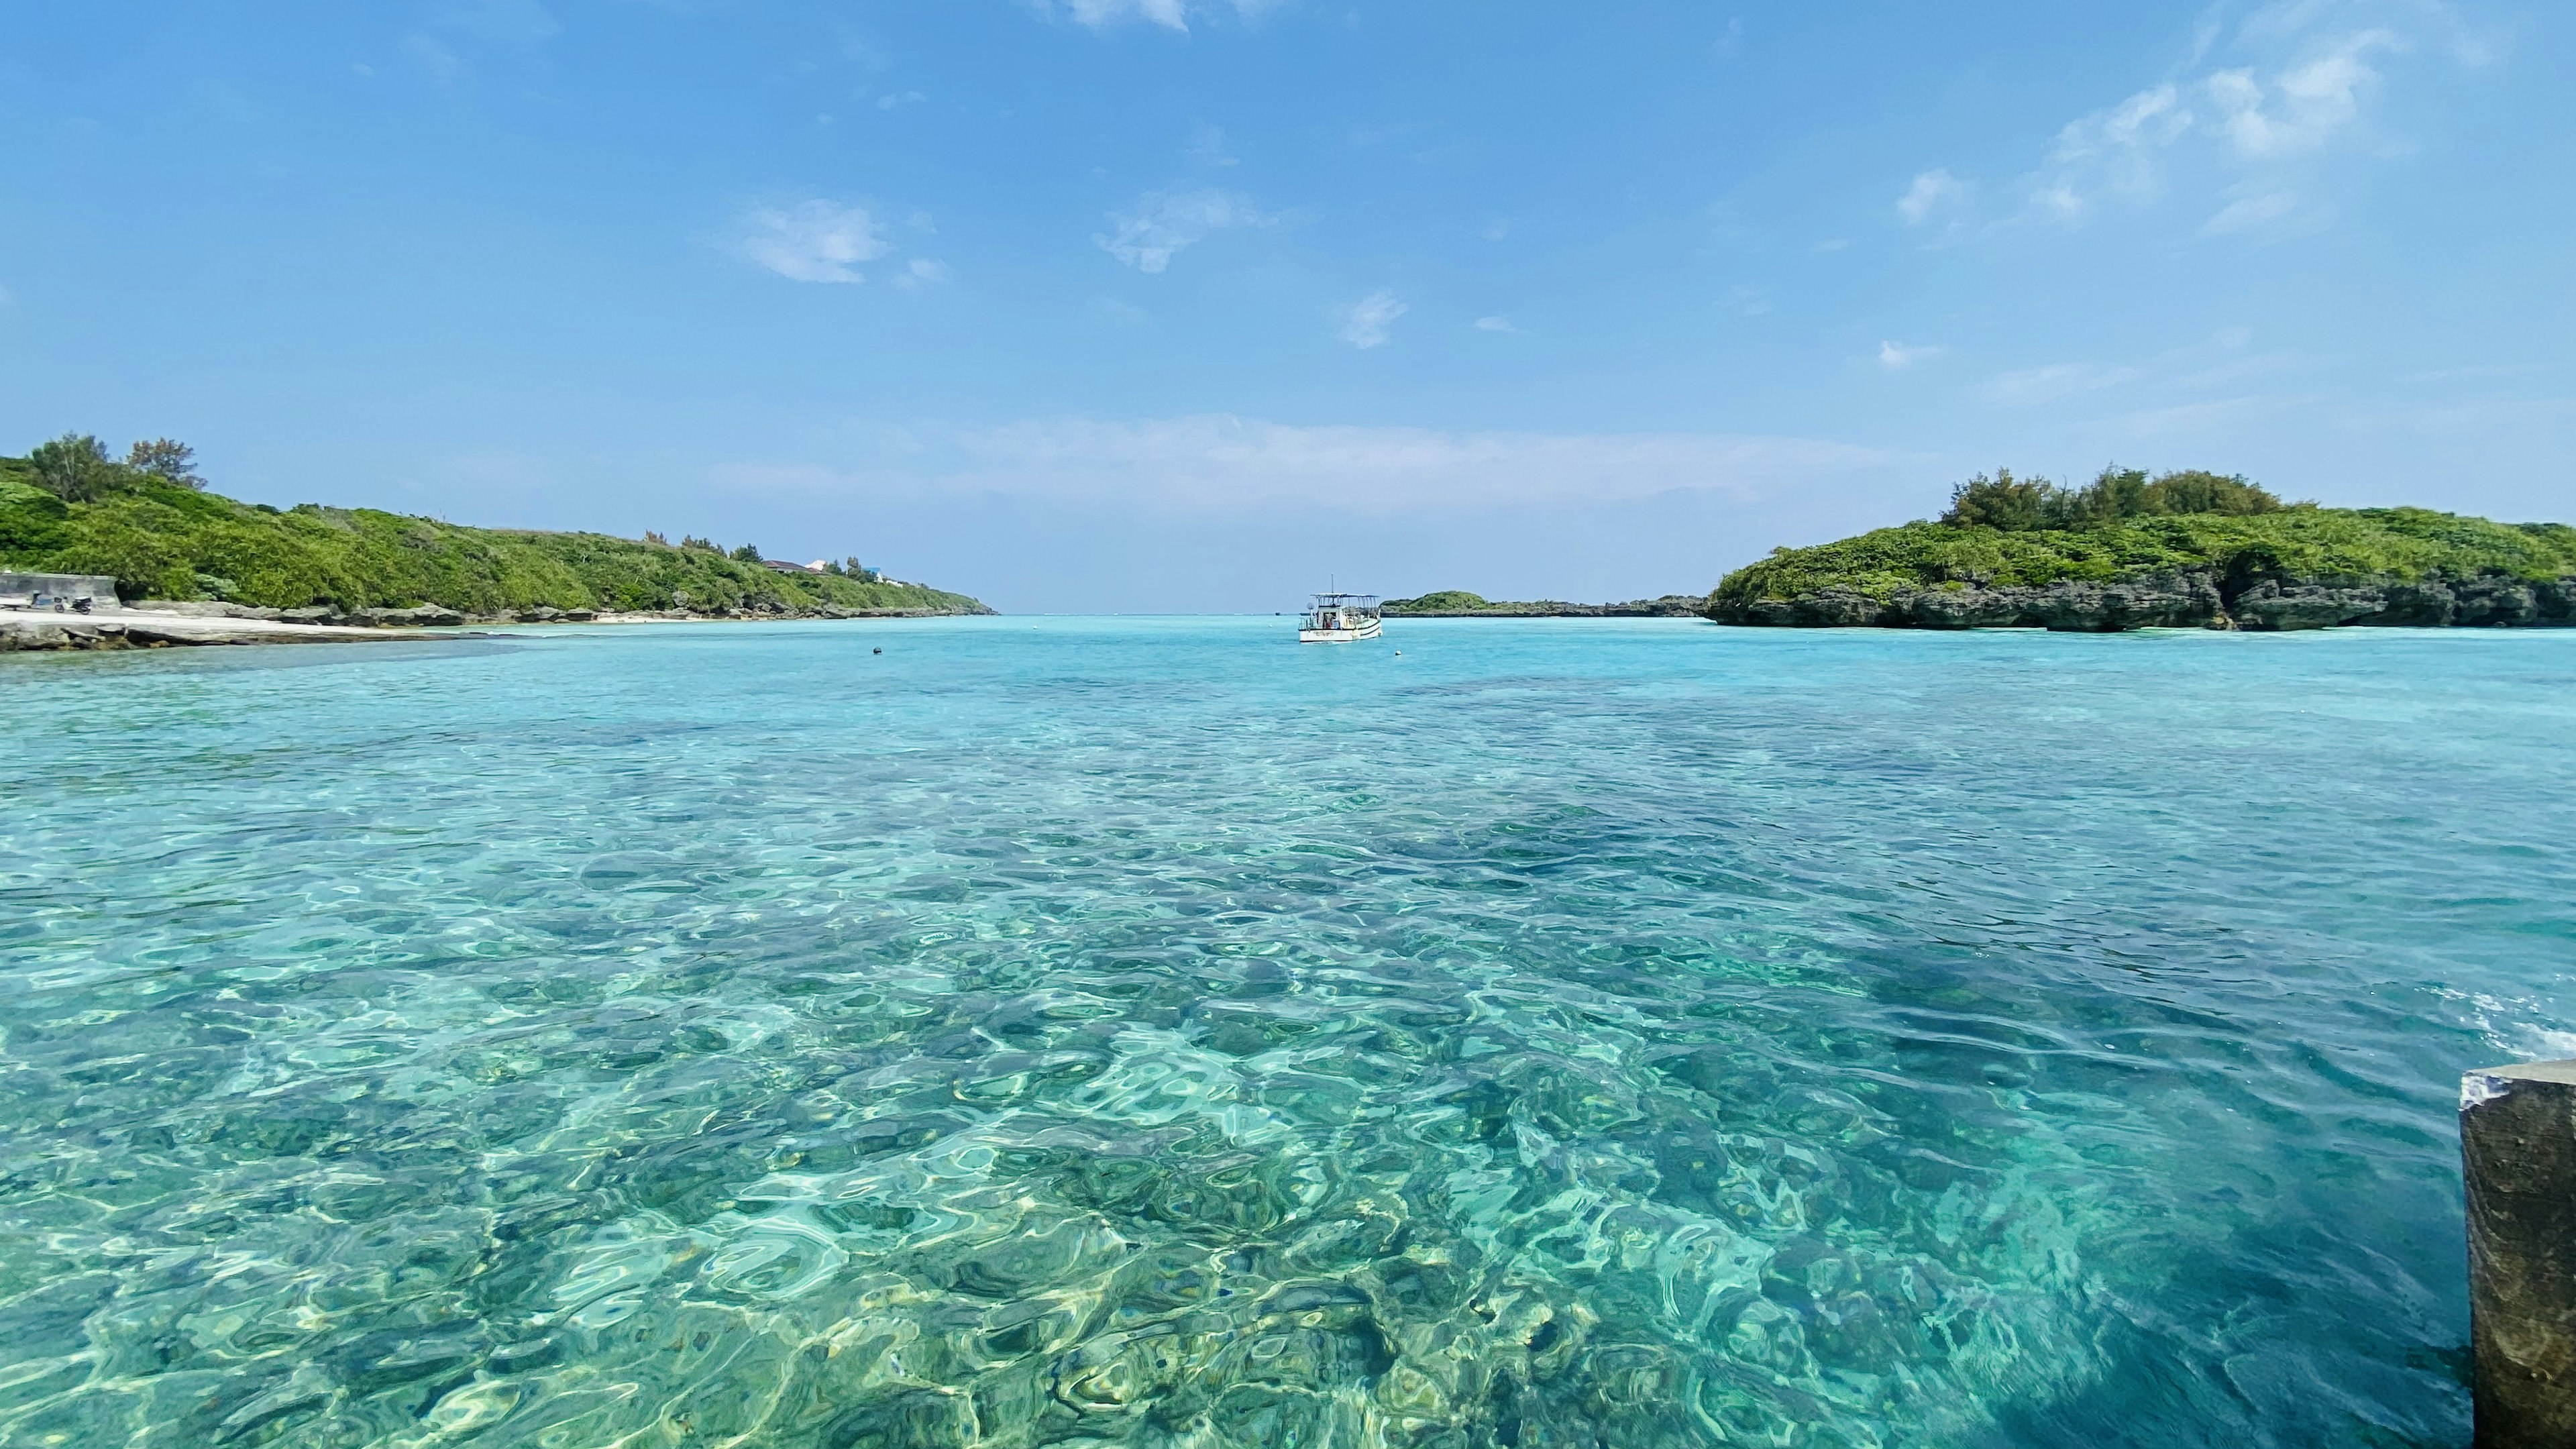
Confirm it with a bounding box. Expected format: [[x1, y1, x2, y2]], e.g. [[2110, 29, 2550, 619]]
[[1708, 568, 2576, 631]]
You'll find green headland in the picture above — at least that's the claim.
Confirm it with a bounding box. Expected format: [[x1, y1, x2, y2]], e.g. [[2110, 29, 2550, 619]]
[[0, 433, 989, 620], [1707, 468, 2576, 631]]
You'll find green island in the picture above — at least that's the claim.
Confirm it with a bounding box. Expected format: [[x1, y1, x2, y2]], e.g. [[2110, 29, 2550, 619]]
[[0, 433, 989, 621], [1383, 590, 1705, 618], [1707, 467, 2576, 631]]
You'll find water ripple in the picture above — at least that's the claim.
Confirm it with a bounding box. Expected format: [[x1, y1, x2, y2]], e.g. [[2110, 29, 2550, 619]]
[[1, 619, 2569, 1446]]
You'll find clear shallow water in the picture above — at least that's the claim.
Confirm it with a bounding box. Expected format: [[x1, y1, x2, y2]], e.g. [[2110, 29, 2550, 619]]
[[3, 617, 2571, 1449]]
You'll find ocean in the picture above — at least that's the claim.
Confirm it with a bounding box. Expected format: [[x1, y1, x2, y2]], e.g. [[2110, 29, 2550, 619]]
[[4, 616, 2570, 1447]]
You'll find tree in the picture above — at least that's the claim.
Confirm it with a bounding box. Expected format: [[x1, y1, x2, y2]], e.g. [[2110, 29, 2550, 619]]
[[643, 530, 669, 546], [28, 433, 129, 502], [1943, 464, 2283, 532], [680, 535, 718, 552], [1941, 469, 2055, 530], [125, 438, 203, 488], [731, 543, 762, 562]]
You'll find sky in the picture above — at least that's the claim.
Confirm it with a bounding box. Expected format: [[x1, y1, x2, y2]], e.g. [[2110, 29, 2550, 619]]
[[1, 0, 2569, 612]]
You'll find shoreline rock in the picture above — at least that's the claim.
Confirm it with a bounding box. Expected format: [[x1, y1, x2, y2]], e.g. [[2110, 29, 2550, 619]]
[[1708, 568, 2576, 632], [2, 601, 995, 653], [1, 611, 442, 651]]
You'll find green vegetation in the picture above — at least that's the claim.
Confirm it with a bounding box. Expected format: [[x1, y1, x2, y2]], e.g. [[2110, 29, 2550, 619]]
[[1, 434, 987, 616], [1381, 590, 1704, 618], [1384, 590, 1513, 612], [1713, 468, 2576, 613]]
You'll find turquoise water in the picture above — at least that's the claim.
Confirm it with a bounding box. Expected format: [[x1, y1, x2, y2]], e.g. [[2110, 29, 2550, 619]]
[[4, 618, 2572, 1448]]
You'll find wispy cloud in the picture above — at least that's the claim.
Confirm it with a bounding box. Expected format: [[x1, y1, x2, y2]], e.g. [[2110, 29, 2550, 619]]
[[2207, 30, 2399, 157], [711, 415, 1906, 513], [1896, 168, 1964, 227], [1474, 315, 1517, 333], [1338, 290, 1405, 349], [433, 0, 559, 44], [1878, 341, 1942, 370], [2041, 83, 2192, 214], [736, 199, 892, 284], [1039, 0, 1279, 32], [2198, 188, 2302, 235], [892, 258, 952, 290], [1986, 361, 2146, 405], [402, 33, 468, 85], [1096, 189, 1273, 273], [1186, 123, 1238, 167]]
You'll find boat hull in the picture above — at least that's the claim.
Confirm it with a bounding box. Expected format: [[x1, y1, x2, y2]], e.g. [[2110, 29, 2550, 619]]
[[1298, 617, 1384, 643]]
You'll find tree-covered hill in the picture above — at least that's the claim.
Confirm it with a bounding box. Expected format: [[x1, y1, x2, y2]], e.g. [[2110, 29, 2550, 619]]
[[0, 438, 988, 617], [1381, 590, 1703, 617], [1709, 468, 2576, 631]]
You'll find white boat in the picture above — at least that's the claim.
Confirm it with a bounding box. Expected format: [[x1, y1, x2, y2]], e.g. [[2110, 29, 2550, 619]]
[[1298, 591, 1383, 643]]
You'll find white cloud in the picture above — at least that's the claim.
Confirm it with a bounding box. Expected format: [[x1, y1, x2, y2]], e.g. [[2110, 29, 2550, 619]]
[[2007, 17, 2428, 229], [710, 415, 1904, 513], [892, 258, 953, 290], [875, 89, 926, 110], [1878, 341, 1942, 370], [1473, 315, 1517, 333], [737, 200, 892, 284], [1986, 362, 2146, 405], [1096, 189, 1273, 273], [1338, 290, 1406, 349], [1896, 168, 1964, 226], [1042, 0, 1278, 32]]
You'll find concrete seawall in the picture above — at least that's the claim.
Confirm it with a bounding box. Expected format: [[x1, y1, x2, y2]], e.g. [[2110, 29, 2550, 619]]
[[2461, 1061, 2576, 1447]]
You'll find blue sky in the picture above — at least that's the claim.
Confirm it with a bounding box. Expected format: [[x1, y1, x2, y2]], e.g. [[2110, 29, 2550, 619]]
[[3, 0, 2568, 611]]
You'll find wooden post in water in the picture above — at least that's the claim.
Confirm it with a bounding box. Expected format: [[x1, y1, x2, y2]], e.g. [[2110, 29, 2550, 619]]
[[2462, 1060, 2576, 1448]]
